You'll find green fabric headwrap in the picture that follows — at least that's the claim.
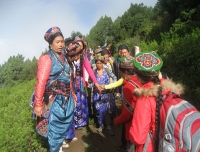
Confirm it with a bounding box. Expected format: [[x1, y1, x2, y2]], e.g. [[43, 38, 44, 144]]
[[118, 55, 134, 69], [133, 51, 163, 76], [94, 55, 104, 62]]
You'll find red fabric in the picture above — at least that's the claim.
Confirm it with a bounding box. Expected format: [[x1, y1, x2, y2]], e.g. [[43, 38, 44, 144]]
[[191, 119, 200, 135], [114, 75, 142, 140], [129, 80, 172, 152], [34, 54, 52, 107], [129, 81, 156, 152]]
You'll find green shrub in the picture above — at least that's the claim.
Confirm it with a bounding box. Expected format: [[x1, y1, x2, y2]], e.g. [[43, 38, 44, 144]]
[[158, 28, 200, 109], [0, 80, 48, 152]]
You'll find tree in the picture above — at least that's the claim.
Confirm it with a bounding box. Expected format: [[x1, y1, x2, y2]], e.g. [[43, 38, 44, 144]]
[[87, 15, 113, 47], [71, 31, 83, 40], [120, 3, 155, 40]]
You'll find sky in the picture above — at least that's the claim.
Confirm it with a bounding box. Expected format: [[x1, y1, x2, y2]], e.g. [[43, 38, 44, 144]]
[[0, 0, 157, 65]]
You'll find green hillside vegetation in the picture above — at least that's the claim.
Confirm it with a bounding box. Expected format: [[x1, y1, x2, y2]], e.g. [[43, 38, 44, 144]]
[[0, 80, 48, 152]]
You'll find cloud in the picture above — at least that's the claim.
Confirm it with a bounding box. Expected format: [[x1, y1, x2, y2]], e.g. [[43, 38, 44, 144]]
[[0, 0, 157, 65]]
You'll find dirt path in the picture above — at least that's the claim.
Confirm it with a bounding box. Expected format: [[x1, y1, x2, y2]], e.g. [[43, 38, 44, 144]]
[[63, 101, 123, 152], [63, 123, 122, 152]]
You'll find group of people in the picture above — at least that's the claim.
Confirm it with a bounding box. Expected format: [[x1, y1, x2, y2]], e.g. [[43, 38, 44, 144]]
[[32, 26, 185, 152]]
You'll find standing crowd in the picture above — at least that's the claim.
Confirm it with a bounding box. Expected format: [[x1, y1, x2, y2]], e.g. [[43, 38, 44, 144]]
[[32, 26, 200, 152]]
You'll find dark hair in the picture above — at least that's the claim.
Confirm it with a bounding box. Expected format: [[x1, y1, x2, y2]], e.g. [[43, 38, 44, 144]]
[[48, 32, 64, 49], [119, 67, 135, 75], [79, 55, 84, 77], [65, 37, 73, 46], [95, 59, 104, 64], [118, 45, 122, 51], [135, 72, 162, 152], [101, 49, 109, 56], [119, 44, 129, 52]]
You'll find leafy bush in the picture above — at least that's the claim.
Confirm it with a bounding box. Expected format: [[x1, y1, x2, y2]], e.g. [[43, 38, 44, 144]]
[[158, 28, 200, 109], [0, 80, 48, 152]]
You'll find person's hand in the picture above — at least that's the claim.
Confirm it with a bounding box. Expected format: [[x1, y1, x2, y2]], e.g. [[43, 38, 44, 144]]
[[94, 83, 103, 93], [34, 106, 43, 117], [87, 82, 91, 88], [99, 85, 105, 90]]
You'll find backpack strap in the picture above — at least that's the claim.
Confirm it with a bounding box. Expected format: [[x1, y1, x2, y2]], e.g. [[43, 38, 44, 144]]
[[122, 79, 140, 115], [163, 92, 181, 102]]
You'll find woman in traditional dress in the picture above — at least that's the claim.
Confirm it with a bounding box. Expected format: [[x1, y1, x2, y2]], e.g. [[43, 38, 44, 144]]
[[33, 26, 76, 152], [93, 55, 117, 135]]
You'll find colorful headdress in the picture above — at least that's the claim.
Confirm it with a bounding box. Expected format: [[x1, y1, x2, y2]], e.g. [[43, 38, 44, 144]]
[[66, 36, 86, 57], [44, 26, 62, 42], [133, 51, 163, 76], [94, 48, 102, 54], [94, 55, 104, 62], [119, 55, 134, 70]]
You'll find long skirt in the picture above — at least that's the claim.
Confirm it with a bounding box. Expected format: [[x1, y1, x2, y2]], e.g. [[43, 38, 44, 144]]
[[36, 94, 74, 152], [93, 93, 116, 126]]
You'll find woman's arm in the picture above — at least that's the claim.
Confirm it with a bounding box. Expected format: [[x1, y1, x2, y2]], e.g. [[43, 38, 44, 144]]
[[83, 57, 103, 92], [34, 54, 51, 107], [83, 56, 97, 83], [104, 77, 124, 89]]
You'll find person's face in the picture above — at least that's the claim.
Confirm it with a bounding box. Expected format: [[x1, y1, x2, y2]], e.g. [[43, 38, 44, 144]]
[[50, 36, 64, 53], [121, 49, 129, 57], [104, 54, 109, 63], [96, 60, 103, 70], [118, 50, 122, 57]]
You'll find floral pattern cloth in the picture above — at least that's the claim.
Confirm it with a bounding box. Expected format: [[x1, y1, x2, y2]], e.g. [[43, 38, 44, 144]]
[[93, 68, 116, 126]]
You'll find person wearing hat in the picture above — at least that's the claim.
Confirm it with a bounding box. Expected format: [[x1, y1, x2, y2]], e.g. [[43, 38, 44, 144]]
[[92, 55, 117, 136], [33, 26, 76, 152], [65, 36, 102, 131], [113, 55, 142, 151], [129, 51, 183, 152], [103, 54, 142, 151]]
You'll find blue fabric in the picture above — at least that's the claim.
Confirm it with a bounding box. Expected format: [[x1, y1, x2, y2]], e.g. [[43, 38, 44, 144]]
[[48, 95, 74, 152], [74, 90, 88, 128], [65, 115, 75, 140], [93, 68, 116, 126], [45, 50, 74, 152], [74, 62, 88, 128], [47, 50, 71, 84]]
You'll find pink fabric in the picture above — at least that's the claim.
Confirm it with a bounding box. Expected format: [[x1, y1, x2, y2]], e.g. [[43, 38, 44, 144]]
[[34, 54, 52, 107], [82, 56, 97, 86]]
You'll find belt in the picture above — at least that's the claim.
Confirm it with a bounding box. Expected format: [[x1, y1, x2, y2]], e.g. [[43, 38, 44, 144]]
[[45, 80, 70, 97]]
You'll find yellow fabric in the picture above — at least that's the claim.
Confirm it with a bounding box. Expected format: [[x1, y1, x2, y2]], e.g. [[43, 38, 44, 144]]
[[104, 77, 124, 89], [109, 59, 113, 65]]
